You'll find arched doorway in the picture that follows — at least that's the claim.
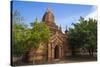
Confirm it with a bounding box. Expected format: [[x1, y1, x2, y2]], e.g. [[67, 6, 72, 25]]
[[54, 45, 59, 59]]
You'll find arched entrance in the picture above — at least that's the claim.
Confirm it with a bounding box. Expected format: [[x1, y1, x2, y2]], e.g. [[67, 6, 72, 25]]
[[54, 45, 59, 59]]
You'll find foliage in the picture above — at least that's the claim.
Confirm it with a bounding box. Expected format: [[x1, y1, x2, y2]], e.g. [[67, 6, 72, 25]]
[[68, 17, 97, 56], [26, 19, 51, 48], [12, 11, 28, 56], [12, 11, 50, 56]]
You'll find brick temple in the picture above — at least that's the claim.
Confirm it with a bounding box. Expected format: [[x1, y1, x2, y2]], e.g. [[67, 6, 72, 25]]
[[24, 8, 69, 63]]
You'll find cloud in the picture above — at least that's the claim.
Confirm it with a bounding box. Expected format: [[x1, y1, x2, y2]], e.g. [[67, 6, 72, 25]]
[[85, 7, 97, 20]]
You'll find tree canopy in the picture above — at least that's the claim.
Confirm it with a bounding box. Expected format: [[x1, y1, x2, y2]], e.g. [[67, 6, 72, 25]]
[[26, 19, 51, 48], [12, 11, 50, 56], [68, 17, 97, 56]]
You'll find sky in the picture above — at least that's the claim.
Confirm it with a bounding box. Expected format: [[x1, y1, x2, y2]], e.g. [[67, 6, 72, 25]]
[[11, 1, 97, 32]]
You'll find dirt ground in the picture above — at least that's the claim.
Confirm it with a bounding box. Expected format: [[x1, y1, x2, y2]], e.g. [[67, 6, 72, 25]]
[[52, 55, 97, 64], [12, 55, 97, 66]]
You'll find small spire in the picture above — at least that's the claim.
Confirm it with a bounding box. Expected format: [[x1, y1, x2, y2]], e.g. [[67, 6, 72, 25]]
[[59, 24, 62, 31], [47, 7, 50, 11], [65, 25, 68, 33]]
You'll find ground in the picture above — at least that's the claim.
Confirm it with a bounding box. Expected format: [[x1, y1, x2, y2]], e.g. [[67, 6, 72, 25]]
[[53, 55, 97, 64], [12, 55, 97, 66]]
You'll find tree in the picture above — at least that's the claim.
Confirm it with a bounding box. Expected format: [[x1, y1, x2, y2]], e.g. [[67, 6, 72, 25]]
[[12, 12, 51, 57], [26, 18, 51, 49], [22, 19, 51, 63], [12, 10, 28, 56], [68, 17, 97, 56]]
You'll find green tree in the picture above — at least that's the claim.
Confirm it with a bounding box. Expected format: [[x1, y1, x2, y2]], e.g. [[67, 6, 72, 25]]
[[68, 17, 97, 56], [12, 12, 51, 56], [12, 11, 28, 56], [26, 18, 51, 48]]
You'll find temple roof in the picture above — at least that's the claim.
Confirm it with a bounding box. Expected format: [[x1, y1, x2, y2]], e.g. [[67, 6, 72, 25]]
[[42, 8, 54, 23], [42, 7, 64, 35]]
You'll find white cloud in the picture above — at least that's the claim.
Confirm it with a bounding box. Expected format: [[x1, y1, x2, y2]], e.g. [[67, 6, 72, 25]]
[[85, 9, 98, 20]]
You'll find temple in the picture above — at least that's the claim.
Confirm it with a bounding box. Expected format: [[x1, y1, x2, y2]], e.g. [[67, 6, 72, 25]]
[[42, 8, 68, 62], [25, 8, 69, 63]]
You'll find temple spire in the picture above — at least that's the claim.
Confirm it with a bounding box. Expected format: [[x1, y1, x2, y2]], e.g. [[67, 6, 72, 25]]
[[65, 25, 68, 34], [42, 6, 54, 23], [59, 24, 62, 31], [46, 7, 51, 12]]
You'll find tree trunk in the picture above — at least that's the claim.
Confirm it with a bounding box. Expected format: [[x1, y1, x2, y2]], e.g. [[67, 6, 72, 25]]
[[71, 47, 76, 56], [88, 49, 94, 56]]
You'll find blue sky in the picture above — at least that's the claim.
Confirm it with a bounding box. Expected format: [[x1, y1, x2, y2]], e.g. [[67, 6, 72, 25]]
[[11, 1, 96, 32]]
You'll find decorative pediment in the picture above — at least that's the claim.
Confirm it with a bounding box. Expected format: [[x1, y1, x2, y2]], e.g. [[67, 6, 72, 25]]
[[50, 31, 64, 44]]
